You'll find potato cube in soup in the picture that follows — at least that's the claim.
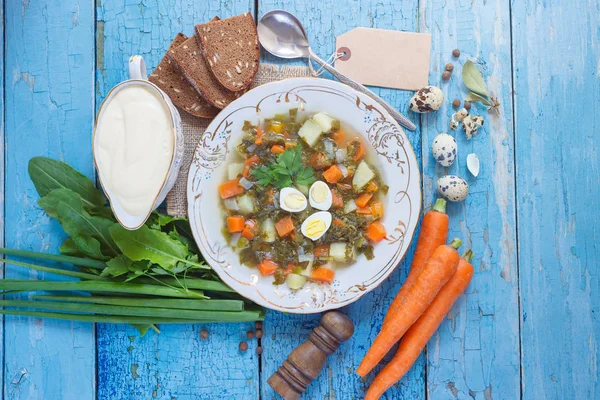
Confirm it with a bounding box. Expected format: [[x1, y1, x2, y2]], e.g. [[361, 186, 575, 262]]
[[298, 118, 323, 147]]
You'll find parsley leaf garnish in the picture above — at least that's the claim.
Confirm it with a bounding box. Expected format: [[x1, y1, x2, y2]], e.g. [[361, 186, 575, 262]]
[[251, 147, 315, 189]]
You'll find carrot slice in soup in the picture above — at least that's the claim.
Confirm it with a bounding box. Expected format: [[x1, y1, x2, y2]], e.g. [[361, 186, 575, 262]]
[[314, 244, 330, 257], [311, 267, 335, 283], [356, 193, 373, 208], [275, 216, 295, 237], [323, 165, 343, 183], [366, 221, 387, 242], [219, 179, 244, 199], [227, 216, 245, 233], [258, 259, 279, 276]]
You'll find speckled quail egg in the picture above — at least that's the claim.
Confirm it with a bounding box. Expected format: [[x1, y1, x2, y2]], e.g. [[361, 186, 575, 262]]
[[431, 133, 458, 167], [409, 86, 444, 113], [437, 175, 469, 202], [301, 211, 332, 241], [279, 187, 308, 212], [462, 115, 484, 139], [309, 181, 333, 210]]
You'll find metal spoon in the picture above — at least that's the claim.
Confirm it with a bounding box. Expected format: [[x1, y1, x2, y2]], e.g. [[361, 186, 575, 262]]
[[257, 10, 416, 131]]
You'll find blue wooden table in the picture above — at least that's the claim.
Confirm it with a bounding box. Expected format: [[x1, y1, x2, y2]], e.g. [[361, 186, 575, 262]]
[[2, 0, 599, 399]]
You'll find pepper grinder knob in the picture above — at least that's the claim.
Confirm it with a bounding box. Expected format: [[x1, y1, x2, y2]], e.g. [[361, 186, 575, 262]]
[[267, 311, 354, 400]]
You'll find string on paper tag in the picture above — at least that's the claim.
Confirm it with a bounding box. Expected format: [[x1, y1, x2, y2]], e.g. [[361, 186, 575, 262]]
[[308, 51, 345, 77]]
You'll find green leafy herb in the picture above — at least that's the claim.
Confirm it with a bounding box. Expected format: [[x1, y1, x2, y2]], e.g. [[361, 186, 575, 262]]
[[251, 147, 315, 189], [38, 189, 119, 256], [28, 157, 106, 209], [101, 255, 132, 277], [109, 224, 208, 270], [462, 60, 501, 113], [60, 236, 110, 261]]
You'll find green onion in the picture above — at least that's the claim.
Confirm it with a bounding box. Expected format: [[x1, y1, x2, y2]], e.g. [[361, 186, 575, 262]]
[[0, 300, 260, 322], [0, 280, 206, 299], [0, 248, 107, 269], [134, 276, 234, 293], [3, 259, 109, 281], [32, 295, 244, 311], [0, 309, 247, 325]]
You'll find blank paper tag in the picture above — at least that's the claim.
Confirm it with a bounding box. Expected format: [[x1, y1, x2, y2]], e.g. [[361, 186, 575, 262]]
[[335, 28, 431, 91]]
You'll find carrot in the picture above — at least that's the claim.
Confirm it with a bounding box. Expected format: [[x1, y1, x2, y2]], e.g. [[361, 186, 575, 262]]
[[310, 153, 331, 169], [275, 215, 295, 237], [241, 219, 259, 240], [366, 181, 379, 193], [382, 199, 449, 327], [357, 206, 373, 215], [356, 238, 462, 377], [348, 137, 365, 161], [322, 165, 343, 183], [365, 221, 386, 242], [314, 244, 330, 258], [227, 216, 245, 233], [333, 218, 345, 227], [219, 179, 244, 199], [254, 127, 265, 145], [258, 259, 279, 276], [270, 122, 284, 133], [283, 130, 291, 139], [356, 193, 373, 208], [331, 190, 344, 209], [284, 263, 296, 275], [371, 200, 384, 219], [271, 145, 285, 154], [242, 155, 260, 178], [331, 129, 345, 146], [365, 250, 474, 399], [311, 266, 335, 283]]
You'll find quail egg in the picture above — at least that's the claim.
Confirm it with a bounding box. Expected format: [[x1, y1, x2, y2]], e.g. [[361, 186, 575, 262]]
[[309, 181, 333, 210], [462, 115, 484, 139], [409, 86, 444, 113], [301, 211, 332, 241], [437, 175, 469, 202], [279, 187, 308, 212], [431, 133, 457, 167]]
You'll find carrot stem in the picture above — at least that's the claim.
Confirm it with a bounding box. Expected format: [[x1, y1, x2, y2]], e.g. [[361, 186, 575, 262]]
[[449, 238, 462, 250], [432, 198, 447, 213], [462, 249, 474, 263]]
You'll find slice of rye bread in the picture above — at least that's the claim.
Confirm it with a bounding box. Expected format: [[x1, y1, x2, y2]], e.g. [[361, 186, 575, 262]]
[[195, 12, 260, 92], [149, 33, 219, 118], [168, 34, 239, 109]]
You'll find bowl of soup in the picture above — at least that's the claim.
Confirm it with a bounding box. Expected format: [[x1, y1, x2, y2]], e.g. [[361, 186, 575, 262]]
[[187, 78, 421, 313]]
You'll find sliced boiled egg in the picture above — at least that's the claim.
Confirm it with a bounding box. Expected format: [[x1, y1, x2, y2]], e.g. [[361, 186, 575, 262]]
[[309, 181, 333, 211], [279, 187, 308, 212], [301, 211, 332, 241]]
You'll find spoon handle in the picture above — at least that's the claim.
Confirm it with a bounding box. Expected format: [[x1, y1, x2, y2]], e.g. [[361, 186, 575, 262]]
[[308, 49, 416, 131]]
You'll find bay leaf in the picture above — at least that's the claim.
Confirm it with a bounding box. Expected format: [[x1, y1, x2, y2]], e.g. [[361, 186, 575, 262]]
[[29, 157, 106, 209], [38, 189, 119, 256], [465, 92, 493, 106], [462, 60, 490, 98], [110, 224, 208, 270]]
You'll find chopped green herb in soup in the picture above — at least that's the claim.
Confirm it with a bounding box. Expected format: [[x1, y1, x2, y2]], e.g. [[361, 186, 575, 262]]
[[219, 110, 388, 290]]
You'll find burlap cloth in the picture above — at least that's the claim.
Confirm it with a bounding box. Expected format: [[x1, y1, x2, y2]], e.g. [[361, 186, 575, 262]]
[[166, 64, 311, 217]]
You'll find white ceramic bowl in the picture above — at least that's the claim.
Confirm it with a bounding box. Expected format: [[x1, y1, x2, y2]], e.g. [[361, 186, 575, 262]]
[[187, 78, 421, 313]]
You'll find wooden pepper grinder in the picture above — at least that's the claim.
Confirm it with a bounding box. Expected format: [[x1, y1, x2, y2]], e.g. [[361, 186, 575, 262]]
[[268, 311, 354, 400]]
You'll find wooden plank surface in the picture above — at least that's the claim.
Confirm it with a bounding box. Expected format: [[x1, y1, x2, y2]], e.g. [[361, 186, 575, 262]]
[[419, 1, 521, 399], [512, 1, 600, 398], [95, 1, 260, 399], [257, 1, 425, 399], [3, 0, 96, 399], [0, 0, 4, 396]]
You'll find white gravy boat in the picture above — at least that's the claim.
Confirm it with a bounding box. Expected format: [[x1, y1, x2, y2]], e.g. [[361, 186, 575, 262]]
[[93, 55, 184, 230]]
